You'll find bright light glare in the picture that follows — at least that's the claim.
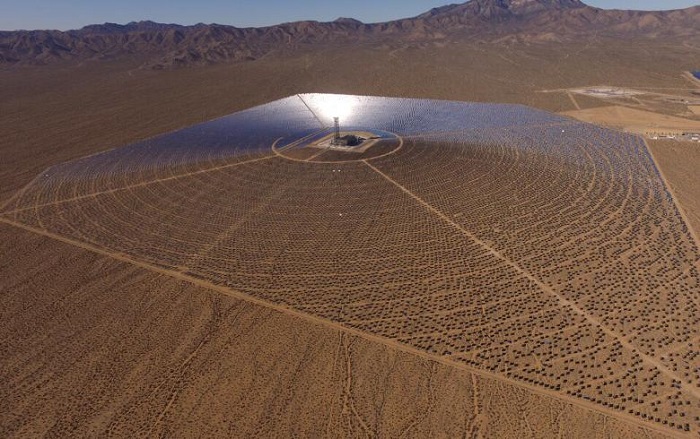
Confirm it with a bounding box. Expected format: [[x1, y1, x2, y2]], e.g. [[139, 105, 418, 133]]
[[308, 94, 359, 124]]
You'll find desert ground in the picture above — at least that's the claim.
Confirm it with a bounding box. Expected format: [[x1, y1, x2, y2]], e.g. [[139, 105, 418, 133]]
[[647, 140, 700, 242], [562, 105, 700, 134], [2, 38, 700, 438], [0, 223, 675, 438]]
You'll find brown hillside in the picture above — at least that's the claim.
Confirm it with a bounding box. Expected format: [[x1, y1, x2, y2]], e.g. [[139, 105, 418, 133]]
[[1, 0, 698, 69]]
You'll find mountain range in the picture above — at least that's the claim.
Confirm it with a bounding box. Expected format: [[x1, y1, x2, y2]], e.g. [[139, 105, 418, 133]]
[[1, 0, 698, 69]]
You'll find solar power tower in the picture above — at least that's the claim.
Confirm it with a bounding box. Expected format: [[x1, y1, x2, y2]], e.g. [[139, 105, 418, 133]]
[[333, 117, 341, 145]]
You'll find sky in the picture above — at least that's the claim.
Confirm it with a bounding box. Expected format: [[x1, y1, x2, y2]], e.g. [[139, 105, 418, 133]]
[[1, 0, 698, 31]]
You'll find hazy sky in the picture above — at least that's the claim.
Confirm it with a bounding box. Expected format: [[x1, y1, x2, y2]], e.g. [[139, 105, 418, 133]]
[[1, 0, 698, 31]]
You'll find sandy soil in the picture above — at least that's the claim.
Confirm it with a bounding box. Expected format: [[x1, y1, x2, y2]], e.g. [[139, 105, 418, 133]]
[[561, 105, 700, 134], [2, 38, 700, 438], [0, 38, 695, 205], [1, 111, 699, 436], [0, 223, 673, 438], [647, 139, 700, 241]]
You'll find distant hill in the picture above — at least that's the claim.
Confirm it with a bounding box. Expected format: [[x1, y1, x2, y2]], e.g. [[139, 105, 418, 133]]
[[1, 0, 698, 69]]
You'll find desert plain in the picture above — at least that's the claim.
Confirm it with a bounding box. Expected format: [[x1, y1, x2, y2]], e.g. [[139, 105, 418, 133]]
[[2, 8, 700, 439]]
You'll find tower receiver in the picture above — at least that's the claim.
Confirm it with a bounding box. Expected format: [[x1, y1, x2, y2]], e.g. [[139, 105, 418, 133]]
[[332, 117, 341, 146]]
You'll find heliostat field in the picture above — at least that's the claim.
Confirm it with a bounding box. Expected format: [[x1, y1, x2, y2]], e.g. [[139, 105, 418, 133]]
[[3, 94, 699, 437]]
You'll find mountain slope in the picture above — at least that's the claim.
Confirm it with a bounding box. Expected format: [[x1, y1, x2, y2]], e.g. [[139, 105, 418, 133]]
[[416, 0, 586, 20], [1, 0, 698, 68]]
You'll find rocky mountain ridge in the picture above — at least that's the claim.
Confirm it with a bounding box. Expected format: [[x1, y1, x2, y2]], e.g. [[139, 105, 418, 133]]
[[1, 0, 698, 69]]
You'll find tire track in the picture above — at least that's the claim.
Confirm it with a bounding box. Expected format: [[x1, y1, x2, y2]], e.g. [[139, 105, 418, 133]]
[[363, 159, 700, 403], [0, 215, 691, 439], [1, 154, 277, 216]]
